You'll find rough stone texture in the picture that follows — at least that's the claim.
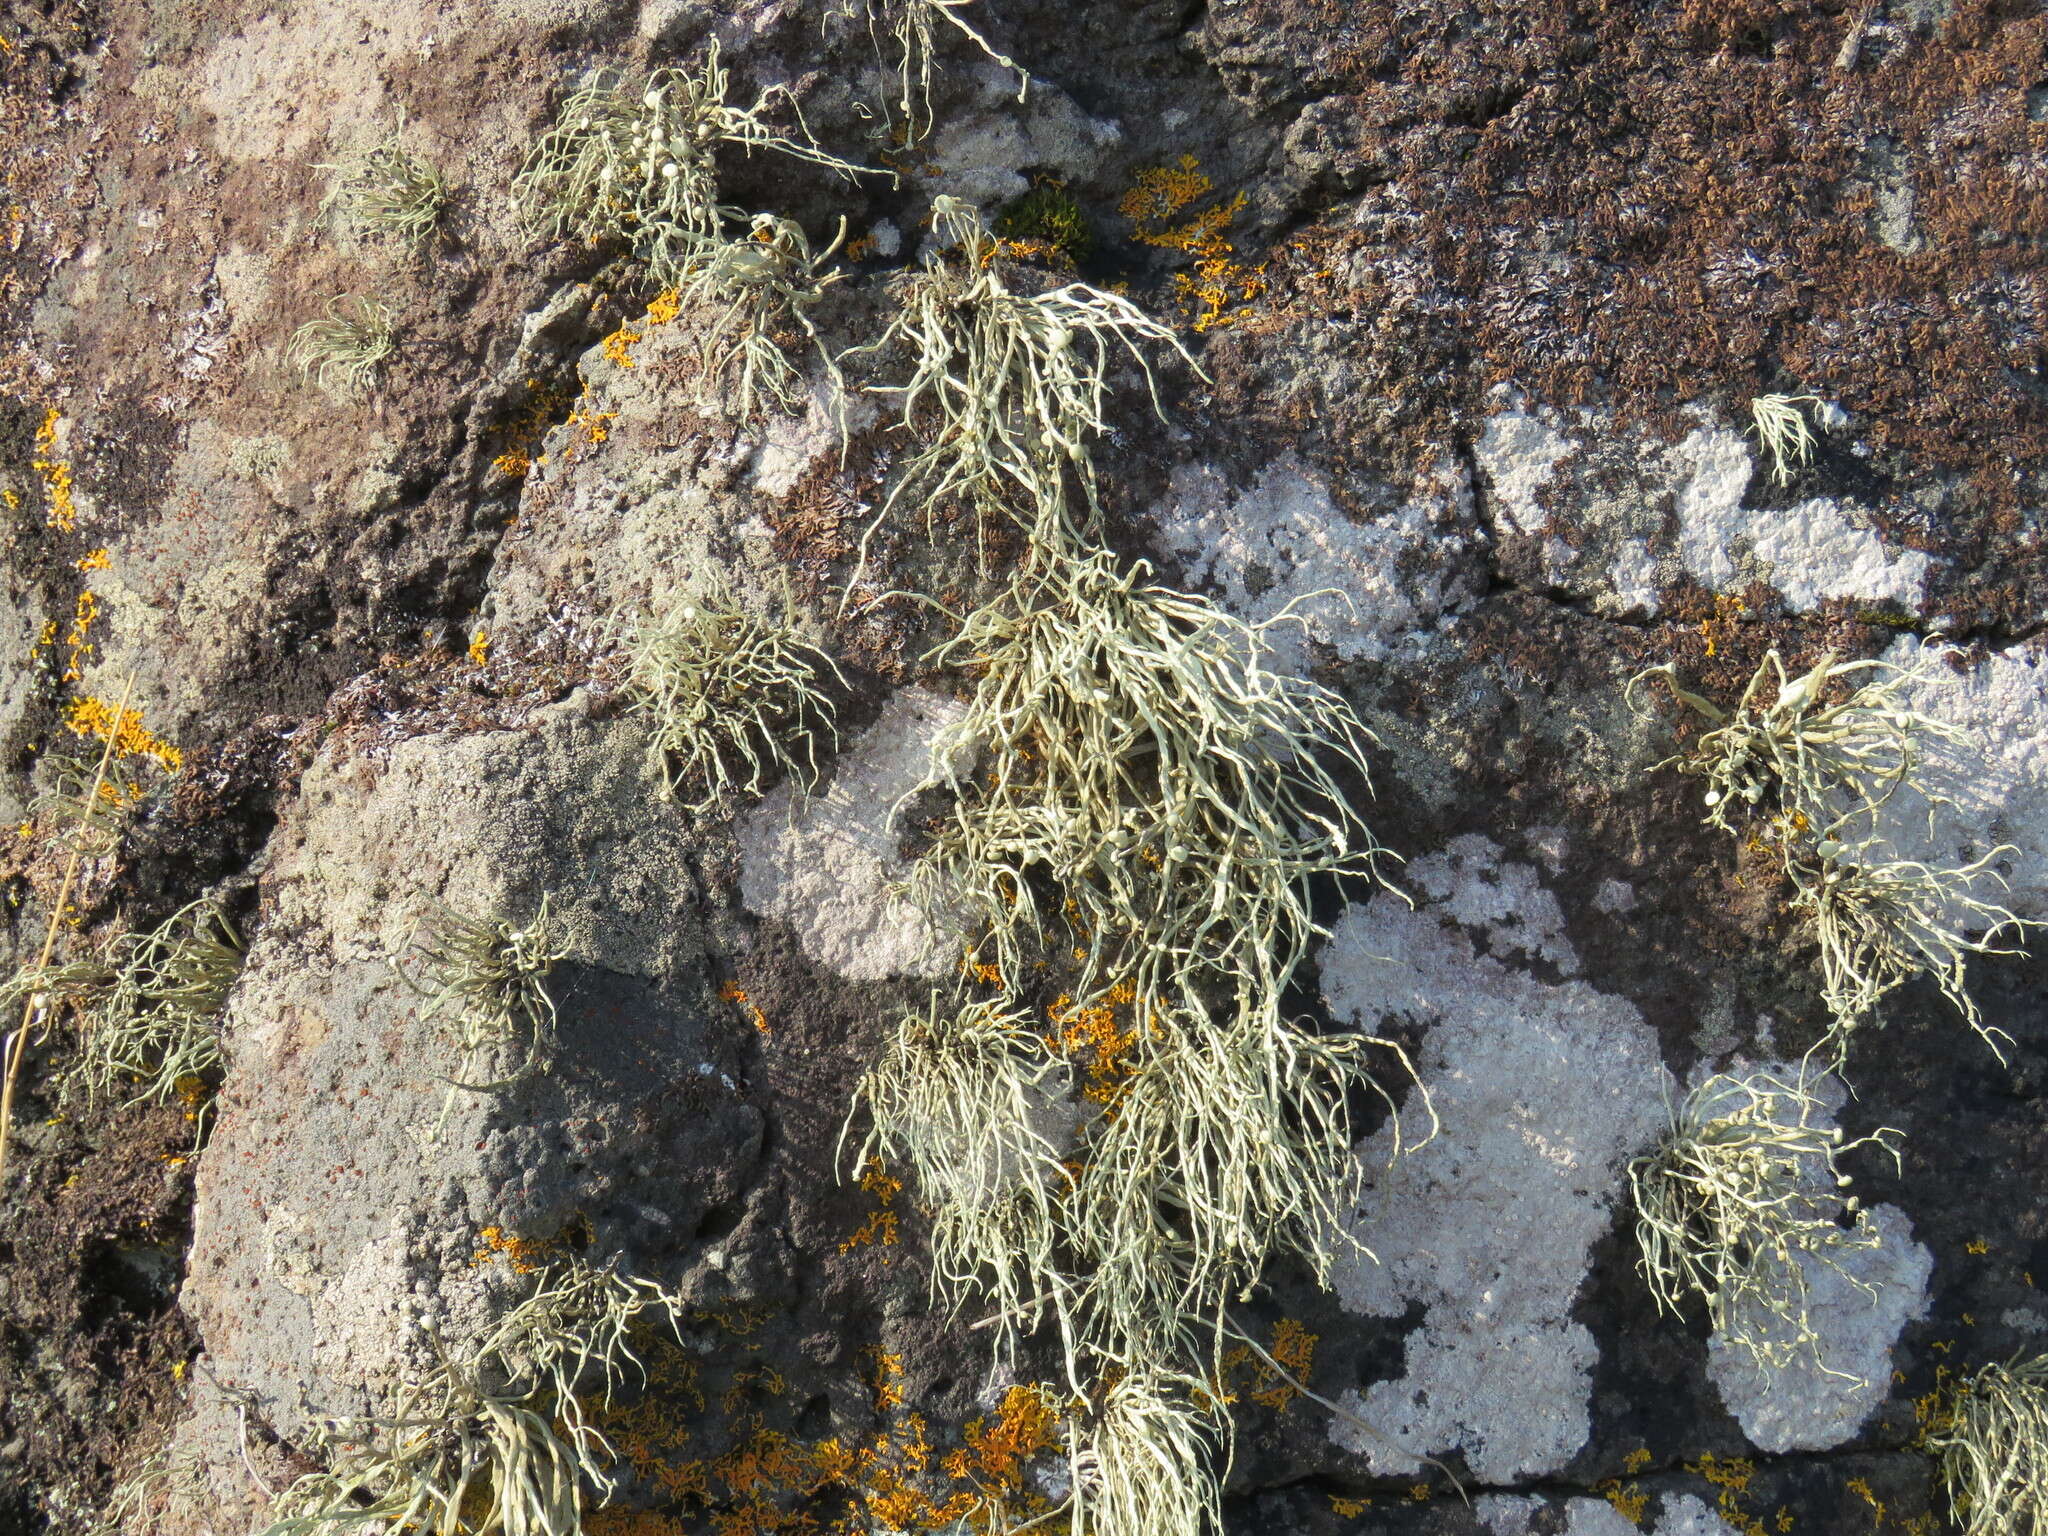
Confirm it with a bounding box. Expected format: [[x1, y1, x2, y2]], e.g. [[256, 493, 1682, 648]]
[[1, 0, 2044, 1531], [184, 702, 760, 1436]]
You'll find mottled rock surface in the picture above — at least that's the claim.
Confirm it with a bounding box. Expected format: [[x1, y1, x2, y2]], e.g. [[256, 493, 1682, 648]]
[[1, 1, 2044, 1533]]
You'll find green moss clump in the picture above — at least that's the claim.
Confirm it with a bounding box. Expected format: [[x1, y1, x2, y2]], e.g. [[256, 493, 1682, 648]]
[[995, 180, 1093, 265]]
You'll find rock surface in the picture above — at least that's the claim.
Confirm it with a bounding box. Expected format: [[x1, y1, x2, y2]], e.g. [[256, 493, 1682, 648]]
[[0, 1, 2043, 1533]]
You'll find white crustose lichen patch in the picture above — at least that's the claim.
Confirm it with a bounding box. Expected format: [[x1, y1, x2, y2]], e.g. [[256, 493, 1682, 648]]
[[1664, 422, 1930, 613], [1698, 1065, 1931, 1453], [1150, 453, 1476, 667], [1319, 841, 1665, 1484], [737, 688, 966, 982], [1871, 636, 2048, 919]]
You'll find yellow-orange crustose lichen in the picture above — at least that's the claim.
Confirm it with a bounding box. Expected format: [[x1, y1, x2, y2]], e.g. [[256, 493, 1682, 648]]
[[563, 401, 619, 462], [603, 324, 644, 369], [1596, 1476, 1651, 1524], [596, 1334, 1058, 1536], [32, 408, 77, 530], [74, 547, 109, 572], [1045, 980, 1156, 1103], [1686, 1453, 1767, 1536], [468, 628, 491, 666], [469, 1224, 557, 1272], [50, 588, 99, 683], [719, 980, 771, 1035], [839, 1159, 901, 1255], [1120, 155, 1268, 333], [1247, 1318, 1318, 1411], [64, 695, 182, 774]]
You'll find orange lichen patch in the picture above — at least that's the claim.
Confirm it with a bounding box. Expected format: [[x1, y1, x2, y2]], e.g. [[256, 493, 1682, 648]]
[[941, 1385, 1058, 1501], [173, 1074, 209, 1123], [587, 1514, 695, 1536], [1046, 981, 1153, 1103], [1595, 1476, 1650, 1525], [63, 695, 182, 774], [645, 289, 682, 327], [720, 980, 771, 1036], [565, 402, 618, 452], [468, 628, 491, 666], [868, 1350, 906, 1413], [1686, 1453, 1766, 1536], [843, 233, 877, 262], [602, 324, 644, 369], [486, 375, 580, 473], [32, 407, 76, 530], [697, 1302, 775, 1338], [959, 949, 1003, 988], [1330, 1494, 1371, 1517], [73, 547, 108, 572], [840, 1160, 902, 1256], [469, 1223, 557, 1272], [1121, 156, 1266, 333], [1966, 1237, 1990, 1255], [589, 1340, 708, 1499], [1624, 1447, 1654, 1474], [723, 1364, 790, 1418], [58, 588, 98, 683], [1119, 155, 1213, 227], [1248, 1318, 1319, 1412]]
